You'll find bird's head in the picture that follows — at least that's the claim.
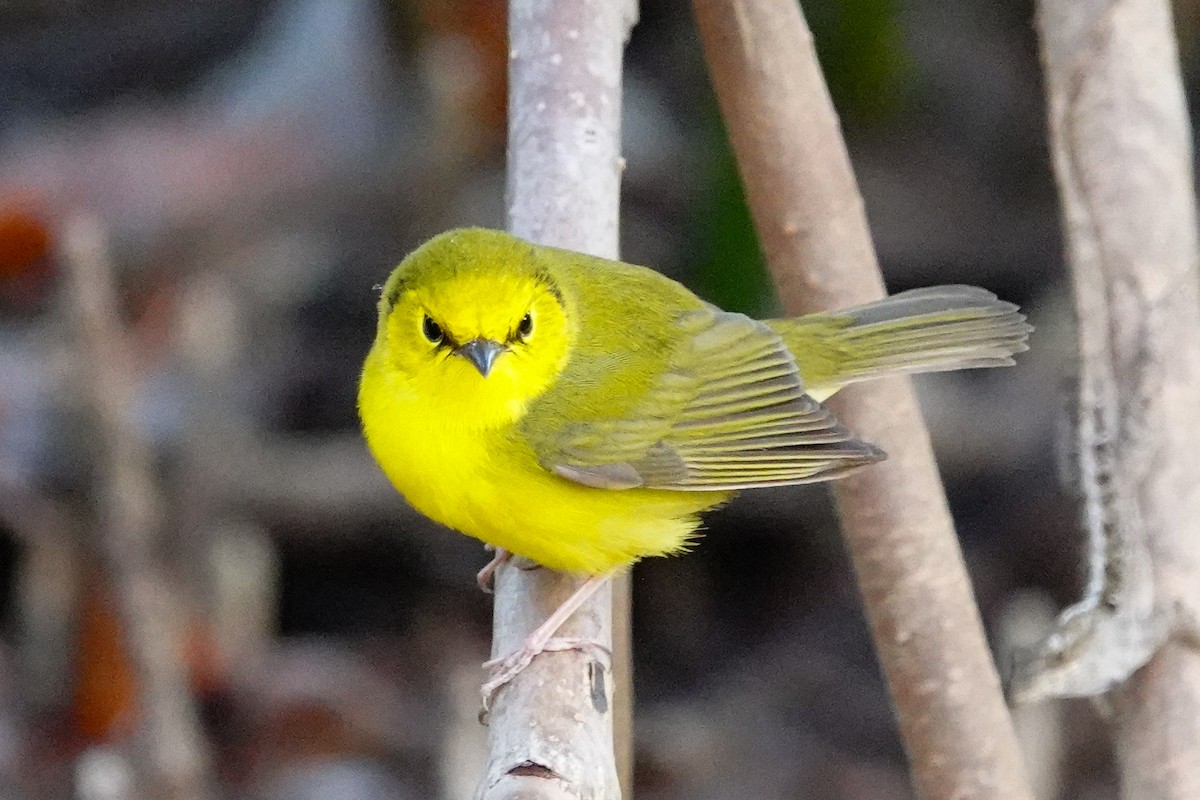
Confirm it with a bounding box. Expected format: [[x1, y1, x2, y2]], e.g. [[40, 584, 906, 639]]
[[371, 228, 573, 423]]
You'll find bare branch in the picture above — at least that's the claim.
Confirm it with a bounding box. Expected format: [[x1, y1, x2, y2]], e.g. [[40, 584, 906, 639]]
[[479, 1, 635, 798], [1030, 0, 1200, 796], [690, 1, 1035, 798], [60, 216, 215, 800]]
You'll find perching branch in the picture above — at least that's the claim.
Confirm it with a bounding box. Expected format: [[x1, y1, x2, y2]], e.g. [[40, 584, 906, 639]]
[[60, 216, 215, 800], [1027, 1, 1200, 797], [478, 1, 635, 798], [690, 2, 1035, 799]]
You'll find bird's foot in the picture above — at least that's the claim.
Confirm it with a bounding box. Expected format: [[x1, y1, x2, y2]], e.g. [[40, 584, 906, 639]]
[[480, 636, 612, 711], [476, 546, 511, 593], [477, 573, 612, 713]]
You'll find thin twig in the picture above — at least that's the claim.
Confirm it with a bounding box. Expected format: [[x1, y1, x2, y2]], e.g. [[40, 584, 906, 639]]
[[477, 1, 636, 798], [1033, 0, 1200, 796], [60, 216, 215, 800], [690, 1, 1035, 798]]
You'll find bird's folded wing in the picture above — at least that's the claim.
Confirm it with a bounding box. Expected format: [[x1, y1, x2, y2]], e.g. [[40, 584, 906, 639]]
[[536, 310, 885, 491]]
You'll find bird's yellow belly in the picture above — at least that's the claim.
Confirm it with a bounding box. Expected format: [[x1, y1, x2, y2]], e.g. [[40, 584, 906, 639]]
[[361, 384, 724, 574]]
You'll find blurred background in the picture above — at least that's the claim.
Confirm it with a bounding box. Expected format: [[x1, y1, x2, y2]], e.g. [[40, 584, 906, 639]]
[[2, 0, 1193, 797]]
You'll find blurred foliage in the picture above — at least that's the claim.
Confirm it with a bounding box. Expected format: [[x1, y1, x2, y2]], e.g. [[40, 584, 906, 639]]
[[806, 0, 912, 125], [689, 109, 776, 318], [0, 204, 54, 314]]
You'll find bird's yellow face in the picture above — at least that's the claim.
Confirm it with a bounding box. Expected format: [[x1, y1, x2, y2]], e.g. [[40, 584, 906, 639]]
[[372, 234, 573, 428]]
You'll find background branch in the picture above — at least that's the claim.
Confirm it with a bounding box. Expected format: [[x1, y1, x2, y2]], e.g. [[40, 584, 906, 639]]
[[1034, 0, 1200, 796], [478, 1, 635, 798], [60, 216, 215, 800], [690, 1, 1035, 798]]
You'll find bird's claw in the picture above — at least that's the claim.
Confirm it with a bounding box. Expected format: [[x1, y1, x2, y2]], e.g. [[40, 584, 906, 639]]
[[480, 637, 612, 712], [476, 546, 510, 594]]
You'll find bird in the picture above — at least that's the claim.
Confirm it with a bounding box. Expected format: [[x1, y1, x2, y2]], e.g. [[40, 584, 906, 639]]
[[357, 227, 1031, 702]]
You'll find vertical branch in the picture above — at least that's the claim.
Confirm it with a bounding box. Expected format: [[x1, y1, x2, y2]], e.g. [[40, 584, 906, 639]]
[[689, 2, 1035, 799], [1034, 0, 1200, 797], [60, 217, 215, 800], [479, 1, 635, 798], [609, 586, 632, 799]]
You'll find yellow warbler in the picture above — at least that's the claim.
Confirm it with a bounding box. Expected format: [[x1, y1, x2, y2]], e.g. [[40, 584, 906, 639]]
[[358, 227, 1030, 693]]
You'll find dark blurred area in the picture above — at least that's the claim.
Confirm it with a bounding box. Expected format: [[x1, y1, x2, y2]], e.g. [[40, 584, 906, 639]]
[[2, 0, 1189, 797]]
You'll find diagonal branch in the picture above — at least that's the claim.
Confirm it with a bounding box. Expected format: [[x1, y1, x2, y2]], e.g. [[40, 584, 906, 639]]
[[690, 1, 1035, 798]]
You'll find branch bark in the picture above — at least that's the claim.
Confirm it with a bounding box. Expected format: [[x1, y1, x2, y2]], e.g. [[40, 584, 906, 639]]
[[690, 2, 1035, 798], [1032, 1, 1200, 797], [478, 1, 635, 798], [60, 216, 215, 800]]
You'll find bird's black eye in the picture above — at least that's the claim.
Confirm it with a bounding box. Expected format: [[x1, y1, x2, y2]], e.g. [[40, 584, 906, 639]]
[[517, 313, 533, 340], [422, 315, 444, 344]]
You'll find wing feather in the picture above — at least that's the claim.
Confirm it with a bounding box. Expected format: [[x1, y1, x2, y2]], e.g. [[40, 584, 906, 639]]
[[536, 309, 884, 491]]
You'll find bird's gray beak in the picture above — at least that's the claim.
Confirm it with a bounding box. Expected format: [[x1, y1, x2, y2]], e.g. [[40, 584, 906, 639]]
[[457, 339, 506, 377]]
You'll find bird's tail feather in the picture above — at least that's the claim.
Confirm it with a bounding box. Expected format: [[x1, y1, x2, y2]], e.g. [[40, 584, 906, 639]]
[[769, 286, 1032, 401]]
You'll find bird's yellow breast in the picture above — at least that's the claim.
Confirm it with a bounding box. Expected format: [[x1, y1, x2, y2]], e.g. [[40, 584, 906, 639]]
[[358, 348, 723, 574]]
